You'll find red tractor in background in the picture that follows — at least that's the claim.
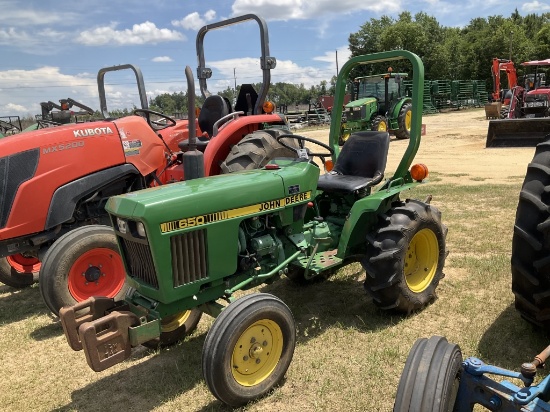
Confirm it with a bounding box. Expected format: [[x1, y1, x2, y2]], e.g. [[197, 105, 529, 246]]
[[484, 57, 518, 119], [0, 14, 295, 316]]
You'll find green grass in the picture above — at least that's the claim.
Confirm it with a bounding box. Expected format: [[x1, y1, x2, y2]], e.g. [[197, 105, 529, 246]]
[[0, 181, 547, 411]]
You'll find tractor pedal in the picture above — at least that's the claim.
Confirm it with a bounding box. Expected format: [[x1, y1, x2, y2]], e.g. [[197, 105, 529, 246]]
[[59, 296, 117, 351], [79, 311, 141, 372]]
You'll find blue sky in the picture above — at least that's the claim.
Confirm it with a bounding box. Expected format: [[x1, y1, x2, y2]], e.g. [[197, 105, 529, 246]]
[[0, 0, 547, 116]]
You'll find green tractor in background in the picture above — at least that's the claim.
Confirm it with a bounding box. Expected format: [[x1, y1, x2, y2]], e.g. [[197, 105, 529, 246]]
[[59, 49, 446, 407], [340, 70, 412, 145]]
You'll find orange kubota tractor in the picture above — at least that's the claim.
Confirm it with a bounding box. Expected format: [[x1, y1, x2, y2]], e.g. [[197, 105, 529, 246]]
[[0, 14, 295, 316], [484, 57, 518, 120]]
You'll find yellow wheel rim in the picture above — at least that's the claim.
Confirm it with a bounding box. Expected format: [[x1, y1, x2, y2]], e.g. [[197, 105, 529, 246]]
[[404, 229, 439, 293], [378, 121, 388, 131], [231, 319, 283, 387], [405, 109, 412, 131], [342, 132, 350, 142], [160, 310, 192, 333]]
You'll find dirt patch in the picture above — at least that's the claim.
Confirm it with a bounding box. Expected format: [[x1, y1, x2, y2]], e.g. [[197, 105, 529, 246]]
[[301, 108, 535, 185]]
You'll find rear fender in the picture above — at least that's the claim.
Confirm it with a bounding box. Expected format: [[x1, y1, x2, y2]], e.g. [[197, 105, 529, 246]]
[[336, 180, 419, 257]]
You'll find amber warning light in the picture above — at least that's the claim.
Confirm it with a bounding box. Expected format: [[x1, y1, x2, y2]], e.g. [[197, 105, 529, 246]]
[[410, 163, 429, 182]]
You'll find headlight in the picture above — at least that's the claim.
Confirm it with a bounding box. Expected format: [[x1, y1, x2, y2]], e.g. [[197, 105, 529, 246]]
[[136, 222, 146, 238], [116, 217, 127, 234]]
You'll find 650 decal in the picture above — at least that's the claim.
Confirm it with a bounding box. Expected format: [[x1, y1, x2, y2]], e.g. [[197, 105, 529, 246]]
[[43, 141, 85, 154]]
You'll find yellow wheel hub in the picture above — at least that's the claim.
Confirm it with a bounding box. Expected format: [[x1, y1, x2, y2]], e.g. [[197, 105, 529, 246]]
[[378, 121, 387, 131], [231, 319, 283, 386], [160, 310, 192, 333], [405, 110, 412, 131], [404, 229, 439, 293]]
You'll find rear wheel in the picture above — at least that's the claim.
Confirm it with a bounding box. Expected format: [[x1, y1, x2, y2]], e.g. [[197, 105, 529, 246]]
[[394, 103, 412, 140], [362, 199, 447, 314], [511, 139, 550, 328], [39, 225, 129, 316], [202, 293, 296, 407], [0, 254, 40, 288], [143, 309, 203, 349], [394, 336, 462, 411], [220, 130, 299, 173]]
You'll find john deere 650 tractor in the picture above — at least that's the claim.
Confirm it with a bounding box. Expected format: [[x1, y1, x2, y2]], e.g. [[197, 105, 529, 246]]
[[340, 70, 412, 145], [59, 50, 446, 407]]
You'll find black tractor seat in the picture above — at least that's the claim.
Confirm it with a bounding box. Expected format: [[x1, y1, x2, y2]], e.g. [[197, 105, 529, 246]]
[[317, 131, 390, 193], [198, 95, 231, 137]]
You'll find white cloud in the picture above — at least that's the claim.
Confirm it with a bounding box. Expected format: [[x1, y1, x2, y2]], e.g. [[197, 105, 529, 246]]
[[0, 7, 79, 26], [207, 54, 338, 91], [76, 21, 185, 46], [172, 10, 217, 31], [0, 67, 97, 116], [231, 0, 401, 20], [522, 1, 550, 12], [152, 56, 173, 62], [0, 103, 28, 114]]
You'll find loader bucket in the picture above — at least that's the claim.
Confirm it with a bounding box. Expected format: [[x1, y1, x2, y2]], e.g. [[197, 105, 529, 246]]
[[484, 102, 501, 120], [486, 118, 550, 147]]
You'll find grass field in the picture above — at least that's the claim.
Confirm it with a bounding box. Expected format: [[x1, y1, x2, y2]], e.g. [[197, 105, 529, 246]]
[[1, 138, 548, 411]]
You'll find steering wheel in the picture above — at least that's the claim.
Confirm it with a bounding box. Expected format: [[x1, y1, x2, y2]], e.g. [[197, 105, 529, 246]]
[[277, 133, 334, 162], [37, 119, 62, 129], [133, 109, 176, 131]]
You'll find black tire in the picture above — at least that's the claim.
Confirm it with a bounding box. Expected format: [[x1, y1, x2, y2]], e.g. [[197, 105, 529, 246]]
[[362, 199, 447, 314], [511, 139, 550, 328], [202, 293, 296, 407], [220, 130, 299, 173], [371, 115, 388, 132], [394, 103, 412, 140], [0, 255, 40, 288], [143, 309, 202, 349], [39, 225, 129, 317], [394, 336, 462, 412]]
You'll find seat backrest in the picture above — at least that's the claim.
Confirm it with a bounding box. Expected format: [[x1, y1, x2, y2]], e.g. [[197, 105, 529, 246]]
[[334, 131, 390, 180], [235, 84, 258, 114], [198, 95, 230, 137]]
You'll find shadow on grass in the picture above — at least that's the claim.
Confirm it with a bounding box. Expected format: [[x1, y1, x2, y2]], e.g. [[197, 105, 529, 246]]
[[50, 265, 406, 411], [258, 266, 404, 344], [0, 283, 51, 324], [54, 333, 207, 412], [478, 304, 550, 373]]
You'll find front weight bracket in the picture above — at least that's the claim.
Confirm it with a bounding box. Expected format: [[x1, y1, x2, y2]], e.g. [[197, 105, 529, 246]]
[[79, 310, 141, 372]]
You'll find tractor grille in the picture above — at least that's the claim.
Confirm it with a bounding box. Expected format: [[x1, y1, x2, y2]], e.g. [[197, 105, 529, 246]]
[[0, 149, 39, 229], [120, 237, 158, 289], [346, 107, 363, 121], [170, 229, 208, 287]]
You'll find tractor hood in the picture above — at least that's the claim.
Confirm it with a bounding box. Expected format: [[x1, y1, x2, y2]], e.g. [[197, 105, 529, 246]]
[[106, 159, 320, 225], [345, 97, 377, 108]]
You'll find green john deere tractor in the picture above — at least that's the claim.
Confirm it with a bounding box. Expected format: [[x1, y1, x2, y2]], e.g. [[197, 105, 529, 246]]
[[340, 71, 412, 145], [59, 50, 446, 407]]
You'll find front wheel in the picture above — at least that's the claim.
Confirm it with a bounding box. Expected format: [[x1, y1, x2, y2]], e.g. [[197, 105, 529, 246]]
[[0, 254, 40, 288], [202, 293, 296, 407], [39, 225, 129, 317], [371, 115, 388, 132], [394, 336, 462, 411], [362, 199, 447, 314]]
